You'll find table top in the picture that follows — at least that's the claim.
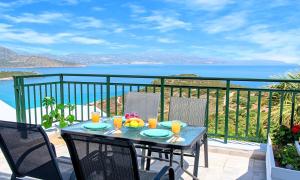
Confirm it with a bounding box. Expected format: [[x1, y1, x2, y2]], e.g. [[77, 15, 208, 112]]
[[61, 120, 206, 150]]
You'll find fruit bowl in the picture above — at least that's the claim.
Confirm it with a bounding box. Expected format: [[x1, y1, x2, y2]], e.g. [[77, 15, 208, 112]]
[[124, 118, 145, 129]]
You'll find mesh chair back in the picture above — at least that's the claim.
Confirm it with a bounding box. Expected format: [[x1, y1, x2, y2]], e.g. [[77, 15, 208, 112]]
[[0, 120, 62, 180], [62, 133, 140, 180], [168, 97, 207, 126], [124, 92, 160, 121]]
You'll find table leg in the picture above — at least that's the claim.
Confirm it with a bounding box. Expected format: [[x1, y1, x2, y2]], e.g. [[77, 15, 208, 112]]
[[180, 149, 184, 168], [193, 141, 200, 180], [204, 133, 208, 168], [146, 148, 152, 170], [169, 148, 174, 167], [141, 145, 146, 170]]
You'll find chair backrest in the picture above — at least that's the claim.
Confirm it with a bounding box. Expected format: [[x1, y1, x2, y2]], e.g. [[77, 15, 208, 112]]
[[124, 92, 160, 121], [62, 132, 140, 180], [168, 97, 207, 126], [0, 120, 62, 180]]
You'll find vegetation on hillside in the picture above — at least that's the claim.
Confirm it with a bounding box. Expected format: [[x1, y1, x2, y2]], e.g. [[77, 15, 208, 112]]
[[96, 73, 300, 142], [0, 71, 38, 79]]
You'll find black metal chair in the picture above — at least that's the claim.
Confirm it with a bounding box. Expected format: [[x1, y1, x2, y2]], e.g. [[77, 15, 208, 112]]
[[61, 132, 175, 180], [0, 120, 75, 180]]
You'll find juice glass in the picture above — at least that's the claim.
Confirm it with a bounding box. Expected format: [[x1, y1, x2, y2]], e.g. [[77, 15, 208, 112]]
[[91, 112, 100, 123], [171, 121, 181, 136], [148, 118, 157, 129], [113, 116, 123, 130]]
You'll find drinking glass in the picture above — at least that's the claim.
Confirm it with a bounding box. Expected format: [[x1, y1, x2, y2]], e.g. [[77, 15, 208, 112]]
[[148, 118, 157, 129], [113, 116, 123, 131], [91, 112, 100, 123], [171, 121, 181, 136]]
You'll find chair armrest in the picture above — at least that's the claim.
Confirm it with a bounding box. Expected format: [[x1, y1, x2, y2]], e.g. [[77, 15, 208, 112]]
[[50, 143, 57, 157], [154, 166, 175, 180]]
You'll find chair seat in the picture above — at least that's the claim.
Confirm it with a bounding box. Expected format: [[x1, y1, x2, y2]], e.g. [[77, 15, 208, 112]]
[[56, 156, 75, 180]]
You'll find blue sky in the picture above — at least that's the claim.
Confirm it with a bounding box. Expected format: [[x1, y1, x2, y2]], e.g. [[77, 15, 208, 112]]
[[0, 0, 300, 64]]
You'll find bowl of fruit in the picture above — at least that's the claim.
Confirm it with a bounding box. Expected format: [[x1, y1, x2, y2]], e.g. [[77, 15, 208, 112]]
[[124, 118, 145, 129]]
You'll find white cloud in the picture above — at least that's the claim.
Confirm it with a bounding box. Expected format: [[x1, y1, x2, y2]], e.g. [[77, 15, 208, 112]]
[[0, 2, 10, 7], [157, 38, 177, 44], [141, 11, 190, 32], [203, 12, 247, 34], [1, 29, 56, 44], [69, 37, 108, 45], [73, 17, 102, 29], [63, 0, 78, 5], [92, 6, 104, 11], [0, 23, 12, 31], [0, 23, 110, 45], [128, 4, 146, 14], [236, 25, 300, 49], [231, 26, 300, 63], [114, 28, 124, 33], [0, 0, 42, 9], [166, 0, 233, 11], [108, 43, 139, 49], [3, 12, 67, 24]]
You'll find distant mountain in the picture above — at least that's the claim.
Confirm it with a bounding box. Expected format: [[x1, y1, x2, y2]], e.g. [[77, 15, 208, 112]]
[[48, 53, 225, 65], [0, 46, 81, 68], [48, 52, 291, 65], [0, 46, 293, 66]]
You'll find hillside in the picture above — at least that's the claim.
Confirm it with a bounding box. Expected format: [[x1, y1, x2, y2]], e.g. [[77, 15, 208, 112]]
[[0, 71, 38, 80], [0, 46, 81, 68]]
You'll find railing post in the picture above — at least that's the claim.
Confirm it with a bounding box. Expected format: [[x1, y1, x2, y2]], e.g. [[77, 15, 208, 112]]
[[224, 80, 230, 143], [290, 92, 296, 129], [14, 76, 21, 122], [60, 74, 64, 116], [160, 78, 165, 121], [106, 76, 111, 117], [14, 77, 27, 123]]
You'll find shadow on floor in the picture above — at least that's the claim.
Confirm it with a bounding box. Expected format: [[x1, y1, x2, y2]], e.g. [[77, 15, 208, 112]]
[[237, 151, 266, 180]]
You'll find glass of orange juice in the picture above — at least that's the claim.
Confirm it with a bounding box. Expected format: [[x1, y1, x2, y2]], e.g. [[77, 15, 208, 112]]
[[148, 118, 157, 129], [113, 116, 123, 131], [171, 121, 181, 136], [91, 112, 100, 123]]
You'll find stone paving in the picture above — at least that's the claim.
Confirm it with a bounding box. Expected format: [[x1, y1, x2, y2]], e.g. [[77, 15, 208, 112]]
[[0, 133, 266, 180]]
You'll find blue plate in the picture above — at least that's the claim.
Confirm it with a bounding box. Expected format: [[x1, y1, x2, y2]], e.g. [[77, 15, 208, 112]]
[[82, 122, 111, 130], [140, 129, 173, 138]]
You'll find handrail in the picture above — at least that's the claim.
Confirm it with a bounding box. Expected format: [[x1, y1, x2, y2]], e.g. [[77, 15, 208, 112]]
[[14, 73, 300, 83]]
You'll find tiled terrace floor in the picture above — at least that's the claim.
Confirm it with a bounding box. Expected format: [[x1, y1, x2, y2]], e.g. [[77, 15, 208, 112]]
[[0, 133, 266, 180]]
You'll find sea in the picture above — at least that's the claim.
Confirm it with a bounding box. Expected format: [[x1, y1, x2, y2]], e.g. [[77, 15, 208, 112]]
[[1, 64, 299, 107]]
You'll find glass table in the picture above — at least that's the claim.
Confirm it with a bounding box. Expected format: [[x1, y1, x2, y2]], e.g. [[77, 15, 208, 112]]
[[62, 120, 208, 180]]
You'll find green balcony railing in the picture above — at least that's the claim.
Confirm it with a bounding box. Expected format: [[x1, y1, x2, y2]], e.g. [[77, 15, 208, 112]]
[[13, 74, 300, 143]]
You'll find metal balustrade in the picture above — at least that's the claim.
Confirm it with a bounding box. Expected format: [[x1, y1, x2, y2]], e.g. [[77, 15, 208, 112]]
[[13, 74, 300, 143]]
